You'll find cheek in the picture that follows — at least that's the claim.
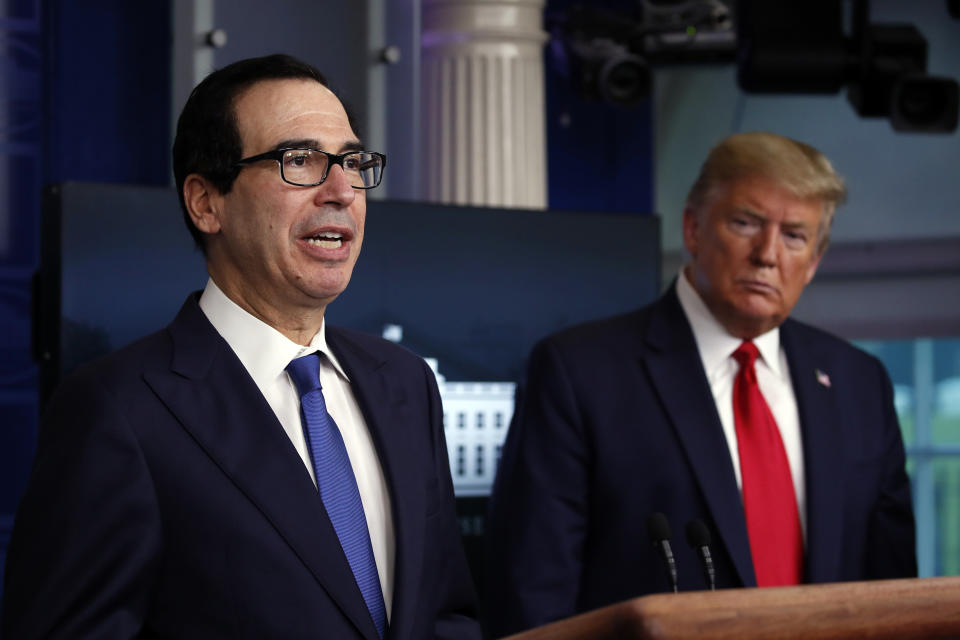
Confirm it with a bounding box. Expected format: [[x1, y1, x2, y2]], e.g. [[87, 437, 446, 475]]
[[352, 207, 367, 246], [803, 258, 820, 284], [783, 264, 811, 295], [710, 237, 744, 270]]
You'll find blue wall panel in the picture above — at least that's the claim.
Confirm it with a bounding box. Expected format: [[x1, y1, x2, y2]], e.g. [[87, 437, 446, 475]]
[[0, 0, 43, 607], [0, 0, 171, 604], [544, 0, 654, 214], [46, 0, 171, 185]]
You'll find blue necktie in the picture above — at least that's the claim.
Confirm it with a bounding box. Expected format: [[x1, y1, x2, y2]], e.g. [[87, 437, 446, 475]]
[[286, 352, 387, 639]]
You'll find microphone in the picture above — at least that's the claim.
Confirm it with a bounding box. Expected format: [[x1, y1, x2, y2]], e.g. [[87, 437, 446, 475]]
[[647, 512, 678, 593], [685, 519, 716, 591]]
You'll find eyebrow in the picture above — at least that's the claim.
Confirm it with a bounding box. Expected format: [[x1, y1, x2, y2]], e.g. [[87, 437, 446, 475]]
[[735, 208, 815, 231], [733, 207, 765, 220], [273, 138, 365, 153]]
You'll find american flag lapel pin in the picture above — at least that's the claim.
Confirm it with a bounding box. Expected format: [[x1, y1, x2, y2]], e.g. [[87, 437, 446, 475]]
[[815, 369, 831, 388]]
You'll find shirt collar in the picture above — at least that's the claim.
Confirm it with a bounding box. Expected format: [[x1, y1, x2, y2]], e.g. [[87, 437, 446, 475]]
[[198, 278, 350, 387], [675, 269, 784, 380]]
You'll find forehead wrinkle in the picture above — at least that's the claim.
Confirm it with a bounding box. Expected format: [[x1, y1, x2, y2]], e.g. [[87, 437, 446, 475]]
[[263, 111, 355, 142], [236, 79, 358, 154]]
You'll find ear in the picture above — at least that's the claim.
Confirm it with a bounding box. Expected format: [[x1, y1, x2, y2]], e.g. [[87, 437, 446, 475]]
[[682, 206, 700, 258], [183, 174, 224, 236]]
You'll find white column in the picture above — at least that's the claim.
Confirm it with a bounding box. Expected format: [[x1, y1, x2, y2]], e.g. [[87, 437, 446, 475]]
[[421, 0, 547, 208]]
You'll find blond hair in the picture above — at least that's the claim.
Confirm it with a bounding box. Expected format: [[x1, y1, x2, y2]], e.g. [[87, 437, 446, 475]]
[[686, 132, 846, 254]]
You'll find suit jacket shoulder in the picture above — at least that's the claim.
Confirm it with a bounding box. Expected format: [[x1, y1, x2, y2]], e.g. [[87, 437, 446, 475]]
[[537, 308, 651, 352], [3, 294, 481, 640], [781, 316, 888, 377], [326, 324, 434, 373]]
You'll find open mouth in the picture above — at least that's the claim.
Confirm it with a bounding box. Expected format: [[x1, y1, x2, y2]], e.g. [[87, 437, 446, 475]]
[[305, 231, 343, 249]]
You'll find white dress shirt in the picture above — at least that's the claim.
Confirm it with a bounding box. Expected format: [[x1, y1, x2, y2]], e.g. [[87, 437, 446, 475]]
[[198, 278, 395, 617], [675, 272, 807, 541]]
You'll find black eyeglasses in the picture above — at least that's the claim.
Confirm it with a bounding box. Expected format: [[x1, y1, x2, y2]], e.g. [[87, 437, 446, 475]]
[[234, 148, 386, 189]]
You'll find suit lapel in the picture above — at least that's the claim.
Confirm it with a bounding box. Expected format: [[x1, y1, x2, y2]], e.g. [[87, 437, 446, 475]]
[[643, 290, 757, 586], [143, 296, 380, 640], [326, 328, 427, 640], [781, 321, 844, 582]]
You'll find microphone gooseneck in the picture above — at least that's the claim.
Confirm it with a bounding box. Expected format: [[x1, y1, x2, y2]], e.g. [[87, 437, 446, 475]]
[[685, 519, 716, 591], [647, 512, 678, 593]]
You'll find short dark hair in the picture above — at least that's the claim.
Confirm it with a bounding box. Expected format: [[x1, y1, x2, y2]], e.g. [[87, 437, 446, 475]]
[[172, 54, 352, 252]]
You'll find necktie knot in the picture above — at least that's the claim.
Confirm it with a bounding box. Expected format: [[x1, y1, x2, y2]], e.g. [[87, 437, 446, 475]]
[[286, 352, 322, 397], [733, 341, 760, 370]]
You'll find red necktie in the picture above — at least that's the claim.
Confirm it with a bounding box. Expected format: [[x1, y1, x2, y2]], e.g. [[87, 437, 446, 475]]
[[732, 341, 804, 586]]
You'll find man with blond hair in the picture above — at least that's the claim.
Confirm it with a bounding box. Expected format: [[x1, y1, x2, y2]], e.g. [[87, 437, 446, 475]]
[[486, 132, 917, 636]]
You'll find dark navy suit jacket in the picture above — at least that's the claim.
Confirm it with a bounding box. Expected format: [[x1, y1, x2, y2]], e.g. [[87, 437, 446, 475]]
[[485, 286, 916, 637], [2, 294, 480, 639]]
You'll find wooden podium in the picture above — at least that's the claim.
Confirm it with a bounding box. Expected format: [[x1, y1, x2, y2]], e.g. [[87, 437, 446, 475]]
[[504, 577, 960, 639]]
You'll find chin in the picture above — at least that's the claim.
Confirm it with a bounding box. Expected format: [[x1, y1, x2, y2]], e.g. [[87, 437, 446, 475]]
[[733, 295, 781, 317], [294, 275, 347, 302], [730, 307, 782, 333], [310, 266, 355, 291], [310, 284, 349, 302]]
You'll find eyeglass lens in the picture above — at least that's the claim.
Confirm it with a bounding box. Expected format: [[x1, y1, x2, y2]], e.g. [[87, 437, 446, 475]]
[[280, 149, 383, 188]]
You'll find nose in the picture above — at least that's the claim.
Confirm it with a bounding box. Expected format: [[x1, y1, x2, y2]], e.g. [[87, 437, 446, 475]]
[[752, 226, 778, 266], [315, 164, 356, 207]]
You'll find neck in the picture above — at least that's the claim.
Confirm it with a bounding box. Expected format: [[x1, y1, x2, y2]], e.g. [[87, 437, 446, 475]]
[[209, 274, 326, 346]]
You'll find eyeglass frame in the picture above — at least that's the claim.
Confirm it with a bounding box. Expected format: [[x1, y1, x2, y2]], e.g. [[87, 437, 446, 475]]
[[233, 147, 387, 189]]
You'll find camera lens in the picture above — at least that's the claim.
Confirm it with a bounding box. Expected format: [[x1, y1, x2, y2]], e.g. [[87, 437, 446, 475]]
[[599, 54, 651, 106], [891, 75, 959, 132]]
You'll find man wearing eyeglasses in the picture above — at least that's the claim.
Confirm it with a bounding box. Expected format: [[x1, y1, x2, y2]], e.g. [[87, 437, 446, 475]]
[[2, 54, 480, 640]]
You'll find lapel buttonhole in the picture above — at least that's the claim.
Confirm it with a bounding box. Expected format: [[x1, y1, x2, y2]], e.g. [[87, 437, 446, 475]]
[[815, 369, 832, 388]]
